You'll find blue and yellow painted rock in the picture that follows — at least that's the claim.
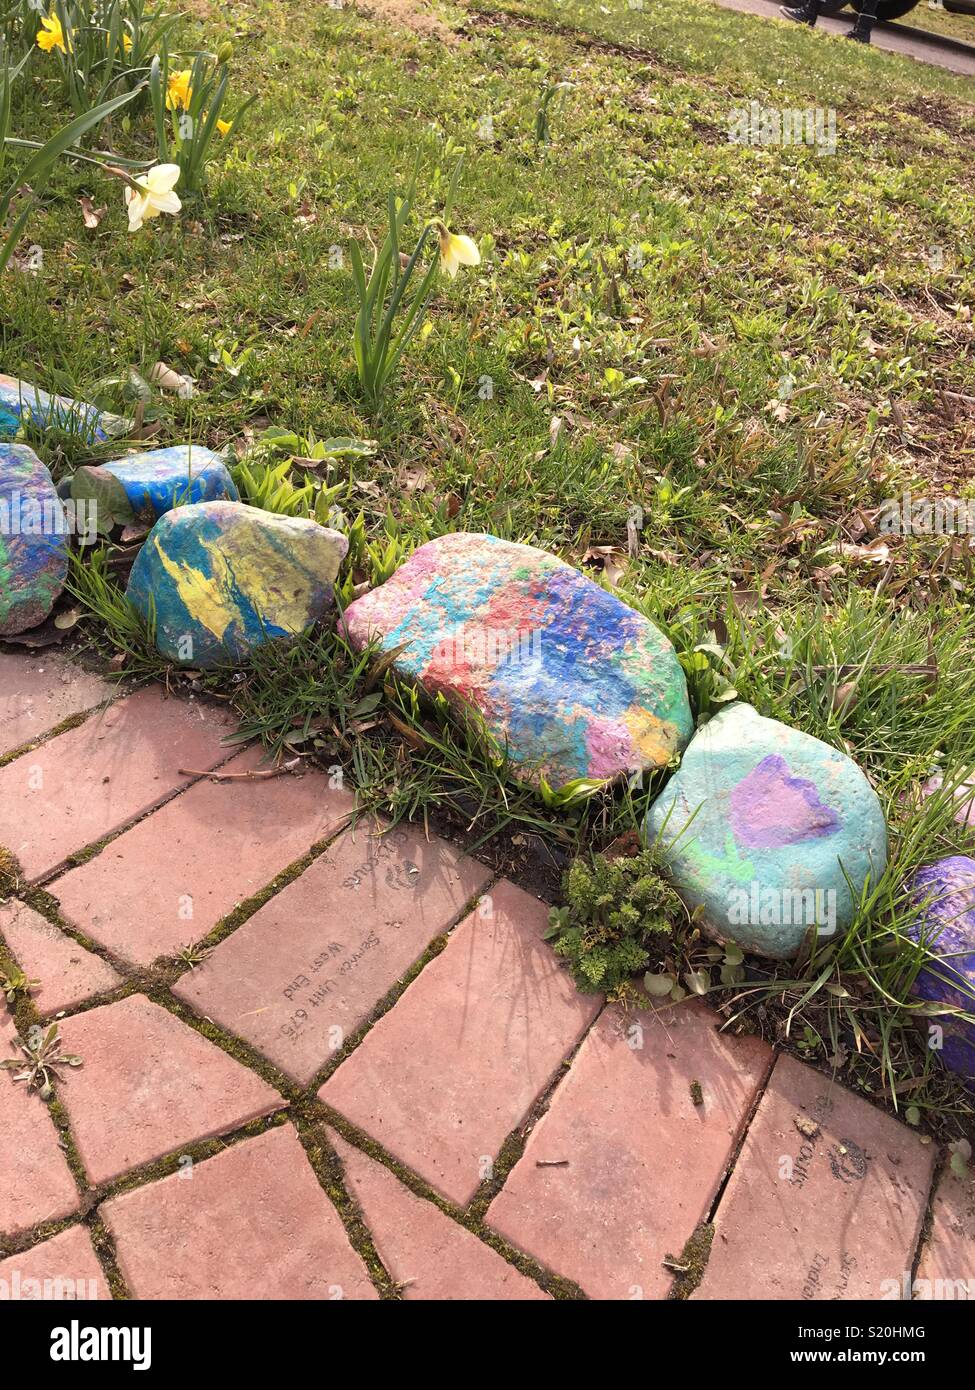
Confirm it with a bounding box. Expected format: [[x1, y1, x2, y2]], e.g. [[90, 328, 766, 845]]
[[646, 702, 887, 959], [0, 442, 69, 636], [342, 531, 693, 791], [905, 855, 975, 1088], [71, 445, 238, 528], [0, 374, 128, 444], [127, 501, 348, 668]]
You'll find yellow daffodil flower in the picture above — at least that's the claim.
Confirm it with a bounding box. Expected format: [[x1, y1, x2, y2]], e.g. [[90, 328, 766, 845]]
[[124, 163, 182, 233], [436, 223, 480, 278], [216, 119, 233, 136], [166, 69, 193, 111], [36, 11, 69, 54], [123, 33, 133, 53]]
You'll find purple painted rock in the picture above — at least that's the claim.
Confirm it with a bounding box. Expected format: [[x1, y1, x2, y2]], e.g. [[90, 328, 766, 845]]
[[0, 443, 69, 636], [341, 532, 693, 790], [646, 702, 887, 959], [905, 856, 975, 1088]]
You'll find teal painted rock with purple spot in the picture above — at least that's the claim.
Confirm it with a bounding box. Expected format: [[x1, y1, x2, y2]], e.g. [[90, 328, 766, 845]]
[[646, 703, 887, 960], [126, 501, 348, 668], [0, 443, 69, 636], [341, 531, 693, 791], [71, 445, 238, 528], [905, 856, 975, 1088], [0, 374, 128, 444]]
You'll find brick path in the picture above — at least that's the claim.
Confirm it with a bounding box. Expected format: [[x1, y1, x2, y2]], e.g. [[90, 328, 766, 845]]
[[0, 651, 971, 1300]]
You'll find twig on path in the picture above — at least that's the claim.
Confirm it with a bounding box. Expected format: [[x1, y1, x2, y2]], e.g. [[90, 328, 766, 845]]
[[178, 759, 302, 781]]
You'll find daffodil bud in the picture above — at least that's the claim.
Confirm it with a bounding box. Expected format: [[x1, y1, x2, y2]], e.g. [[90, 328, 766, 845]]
[[217, 41, 233, 65]]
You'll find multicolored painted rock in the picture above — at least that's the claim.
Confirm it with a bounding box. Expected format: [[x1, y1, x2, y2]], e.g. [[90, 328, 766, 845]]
[[646, 702, 887, 959], [0, 375, 128, 444], [905, 856, 975, 1088], [126, 501, 348, 668], [0, 442, 69, 636], [71, 445, 238, 528], [341, 532, 694, 790]]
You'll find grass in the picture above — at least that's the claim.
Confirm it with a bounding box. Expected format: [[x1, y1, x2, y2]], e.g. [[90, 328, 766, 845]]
[[2, 0, 974, 1139]]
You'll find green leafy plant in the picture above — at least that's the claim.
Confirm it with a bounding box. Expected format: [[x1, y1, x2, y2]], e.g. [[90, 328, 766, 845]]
[[0, 1022, 83, 1100], [149, 40, 254, 193], [0, 963, 38, 1003], [545, 849, 685, 996], [35, 0, 175, 115], [1, 45, 139, 272], [350, 158, 476, 407]]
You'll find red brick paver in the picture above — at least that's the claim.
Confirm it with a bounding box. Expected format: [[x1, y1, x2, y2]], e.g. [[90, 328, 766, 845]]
[[175, 821, 491, 1083], [0, 901, 120, 1014], [0, 1011, 80, 1239], [52, 746, 355, 967], [914, 1166, 975, 1299], [55, 995, 283, 1186], [101, 1123, 377, 1299], [694, 1053, 936, 1301], [0, 686, 237, 880], [320, 879, 601, 1206], [328, 1128, 549, 1300], [487, 1000, 771, 1299], [0, 652, 111, 758], [0, 1224, 108, 1299]]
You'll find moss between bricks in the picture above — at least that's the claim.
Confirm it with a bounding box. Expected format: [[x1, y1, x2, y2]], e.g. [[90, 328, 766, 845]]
[[667, 1221, 715, 1300]]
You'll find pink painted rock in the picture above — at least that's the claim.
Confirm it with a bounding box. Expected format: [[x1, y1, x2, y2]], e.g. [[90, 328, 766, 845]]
[[342, 533, 693, 790], [328, 1129, 549, 1299], [101, 1123, 377, 1299]]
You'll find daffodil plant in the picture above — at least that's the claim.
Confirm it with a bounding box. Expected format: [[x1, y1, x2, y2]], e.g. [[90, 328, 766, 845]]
[[148, 41, 255, 193], [31, 0, 175, 116], [1, 42, 140, 272], [350, 160, 480, 408]]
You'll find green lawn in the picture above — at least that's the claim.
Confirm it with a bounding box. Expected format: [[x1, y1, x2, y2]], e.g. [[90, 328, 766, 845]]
[[3, 0, 975, 1139]]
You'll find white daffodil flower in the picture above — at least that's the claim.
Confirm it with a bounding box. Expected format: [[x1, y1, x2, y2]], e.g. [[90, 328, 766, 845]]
[[437, 225, 480, 278], [125, 163, 182, 233]]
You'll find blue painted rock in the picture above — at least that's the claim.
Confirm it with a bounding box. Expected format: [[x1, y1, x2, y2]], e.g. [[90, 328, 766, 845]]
[[0, 443, 69, 635], [71, 445, 238, 528], [905, 856, 975, 1088], [645, 702, 887, 959], [0, 374, 128, 444], [341, 532, 693, 790], [126, 501, 348, 668]]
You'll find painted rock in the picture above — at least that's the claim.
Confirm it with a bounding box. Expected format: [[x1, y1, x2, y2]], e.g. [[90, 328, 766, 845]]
[[71, 445, 238, 528], [0, 374, 128, 444], [645, 702, 887, 959], [0, 442, 70, 636], [126, 501, 348, 668], [905, 856, 975, 1088], [341, 532, 693, 790]]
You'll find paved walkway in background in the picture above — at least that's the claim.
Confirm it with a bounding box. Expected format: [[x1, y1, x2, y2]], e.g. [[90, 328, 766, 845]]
[[712, 0, 975, 76], [0, 650, 971, 1300]]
